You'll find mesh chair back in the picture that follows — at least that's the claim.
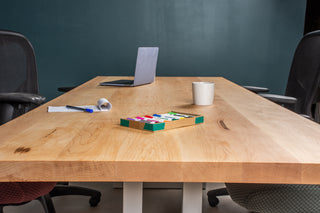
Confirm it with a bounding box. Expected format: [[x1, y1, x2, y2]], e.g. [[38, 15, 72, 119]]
[[286, 30, 320, 117], [0, 30, 39, 94]]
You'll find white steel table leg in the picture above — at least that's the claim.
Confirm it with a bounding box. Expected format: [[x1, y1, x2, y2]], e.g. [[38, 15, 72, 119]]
[[123, 182, 143, 213], [182, 182, 202, 213]]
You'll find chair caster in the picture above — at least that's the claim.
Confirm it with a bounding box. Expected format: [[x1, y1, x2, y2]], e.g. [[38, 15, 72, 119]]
[[207, 187, 228, 207], [208, 196, 220, 207], [89, 193, 101, 207]]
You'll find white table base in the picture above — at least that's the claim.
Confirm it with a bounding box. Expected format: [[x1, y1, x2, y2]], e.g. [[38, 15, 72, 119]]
[[123, 182, 143, 213], [123, 182, 203, 213]]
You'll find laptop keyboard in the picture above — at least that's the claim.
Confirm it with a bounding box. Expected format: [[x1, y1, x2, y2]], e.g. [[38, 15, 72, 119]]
[[100, 80, 134, 85]]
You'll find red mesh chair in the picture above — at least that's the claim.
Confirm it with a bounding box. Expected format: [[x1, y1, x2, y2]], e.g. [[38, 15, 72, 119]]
[[0, 182, 56, 213]]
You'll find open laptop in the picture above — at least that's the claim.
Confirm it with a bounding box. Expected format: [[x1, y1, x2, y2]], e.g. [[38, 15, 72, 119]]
[[100, 47, 159, 87]]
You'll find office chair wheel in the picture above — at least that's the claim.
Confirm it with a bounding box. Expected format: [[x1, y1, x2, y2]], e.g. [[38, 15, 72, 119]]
[[208, 196, 220, 207], [89, 193, 101, 207], [207, 188, 228, 207]]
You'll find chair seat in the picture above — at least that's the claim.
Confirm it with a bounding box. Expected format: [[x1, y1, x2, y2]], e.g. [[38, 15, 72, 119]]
[[0, 182, 56, 205], [226, 183, 320, 213]]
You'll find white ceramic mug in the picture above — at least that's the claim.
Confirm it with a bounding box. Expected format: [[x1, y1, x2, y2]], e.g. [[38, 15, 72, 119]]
[[192, 82, 215, 105]]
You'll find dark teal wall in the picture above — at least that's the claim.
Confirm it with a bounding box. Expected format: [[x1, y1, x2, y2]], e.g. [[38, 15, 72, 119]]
[[0, 0, 306, 100]]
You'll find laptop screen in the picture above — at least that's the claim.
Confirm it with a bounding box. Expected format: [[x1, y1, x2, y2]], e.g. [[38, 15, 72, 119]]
[[133, 47, 159, 86]]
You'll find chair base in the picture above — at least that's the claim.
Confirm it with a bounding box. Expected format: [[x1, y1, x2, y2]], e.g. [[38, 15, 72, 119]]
[[207, 187, 228, 207], [38, 194, 56, 213], [50, 185, 101, 207]]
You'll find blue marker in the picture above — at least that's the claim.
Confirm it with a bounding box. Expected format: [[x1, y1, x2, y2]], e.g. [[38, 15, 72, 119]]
[[66, 105, 93, 113]]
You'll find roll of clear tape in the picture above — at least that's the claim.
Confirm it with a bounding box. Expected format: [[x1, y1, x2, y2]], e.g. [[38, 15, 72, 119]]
[[97, 98, 112, 111]]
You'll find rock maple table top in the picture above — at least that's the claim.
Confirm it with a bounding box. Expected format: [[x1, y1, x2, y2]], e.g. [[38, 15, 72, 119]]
[[0, 76, 319, 184]]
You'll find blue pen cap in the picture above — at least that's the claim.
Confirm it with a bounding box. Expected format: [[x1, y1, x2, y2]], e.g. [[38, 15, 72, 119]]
[[85, 108, 94, 113]]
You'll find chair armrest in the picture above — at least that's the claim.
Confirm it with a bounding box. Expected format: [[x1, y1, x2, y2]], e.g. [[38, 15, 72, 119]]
[[259, 93, 297, 104], [57, 87, 75, 93], [0, 92, 46, 105], [243, 86, 269, 93]]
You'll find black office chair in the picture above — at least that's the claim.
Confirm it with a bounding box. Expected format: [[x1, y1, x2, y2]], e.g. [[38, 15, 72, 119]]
[[208, 30, 320, 212], [0, 30, 101, 212], [0, 30, 46, 124]]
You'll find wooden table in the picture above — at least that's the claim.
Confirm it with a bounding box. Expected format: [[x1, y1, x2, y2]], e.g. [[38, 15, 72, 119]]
[[1, 76, 320, 213]]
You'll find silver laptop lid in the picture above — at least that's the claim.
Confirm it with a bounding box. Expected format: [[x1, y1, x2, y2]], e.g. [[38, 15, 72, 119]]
[[133, 47, 159, 86]]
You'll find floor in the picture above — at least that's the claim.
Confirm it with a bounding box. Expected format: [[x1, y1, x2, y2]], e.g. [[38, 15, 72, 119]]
[[4, 182, 249, 213]]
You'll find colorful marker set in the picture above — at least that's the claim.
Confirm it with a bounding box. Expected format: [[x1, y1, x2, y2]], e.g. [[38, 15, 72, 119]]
[[126, 112, 194, 124], [120, 111, 204, 131]]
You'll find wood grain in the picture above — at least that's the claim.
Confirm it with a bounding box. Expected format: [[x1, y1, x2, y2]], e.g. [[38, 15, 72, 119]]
[[0, 76, 320, 184]]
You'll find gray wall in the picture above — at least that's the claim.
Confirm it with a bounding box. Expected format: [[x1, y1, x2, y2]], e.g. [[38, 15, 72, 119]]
[[0, 0, 306, 100]]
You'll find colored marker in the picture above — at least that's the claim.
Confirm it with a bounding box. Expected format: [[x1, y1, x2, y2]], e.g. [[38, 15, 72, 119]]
[[66, 105, 93, 113], [178, 114, 193, 118], [160, 116, 173, 121], [127, 118, 139, 121], [134, 116, 160, 123], [142, 115, 162, 122], [152, 114, 171, 121], [150, 117, 165, 123], [140, 120, 156, 124], [161, 114, 182, 120], [170, 113, 188, 119], [172, 112, 193, 118], [136, 116, 154, 121]]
